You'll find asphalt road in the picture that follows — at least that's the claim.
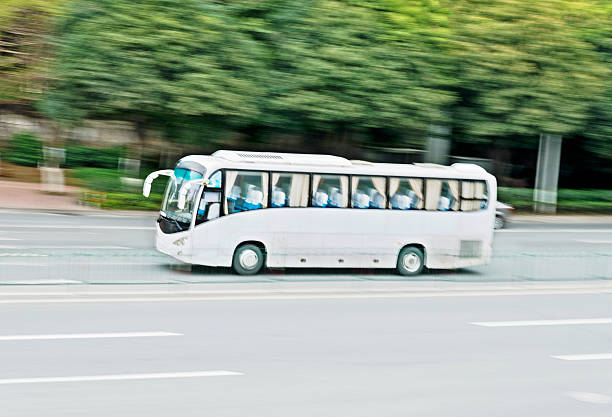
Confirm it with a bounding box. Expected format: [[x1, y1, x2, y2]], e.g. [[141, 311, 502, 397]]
[[0, 283, 612, 416], [0, 210, 610, 284]]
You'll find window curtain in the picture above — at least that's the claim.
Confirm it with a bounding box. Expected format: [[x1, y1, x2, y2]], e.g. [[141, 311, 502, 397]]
[[339, 176, 349, 207], [475, 181, 486, 199], [388, 178, 400, 208], [271, 173, 281, 188], [260, 173, 269, 208], [223, 171, 238, 214], [351, 176, 360, 198], [312, 174, 322, 194], [462, 181, 475, 198], [289, 173, 309, 207], [448, 180, 460, 211], [408, 178, 424, 209], [425, 179, 442, 210], [371, 177, 386, 205]]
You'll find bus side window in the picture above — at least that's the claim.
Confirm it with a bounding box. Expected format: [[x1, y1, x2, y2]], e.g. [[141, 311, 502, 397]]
[[312, 174, 349, 208], [389, 178, 423, 210], [270, 173, 309, 208], [195, 190, 221, 225], [351, 176, 386, 209], [224, 171, 268, 214], [460, 180, 488, 211], [208, 170, 222, 188], [425, 179, 459, 211]]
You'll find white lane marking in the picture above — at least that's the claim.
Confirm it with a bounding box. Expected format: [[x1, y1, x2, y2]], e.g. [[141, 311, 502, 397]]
[[575, 239, 612, 244], [0, 225, 154, 230], [0, 370, 243, 385], [0, 253, 48, 257], [472, 318, 612, 327], [1, 287, 612, 304], [498, 229, 612, 233], [0, 279, 82, 285], [0, 245, 131, 250], [0, 331, 181, 341], [566, 391, 611, 404], [552, 353, 612, 361], [0, 237, 20, 241]]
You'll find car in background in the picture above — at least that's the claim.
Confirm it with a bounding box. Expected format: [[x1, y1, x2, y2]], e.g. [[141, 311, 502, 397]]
[[495, 201, 514, 229]]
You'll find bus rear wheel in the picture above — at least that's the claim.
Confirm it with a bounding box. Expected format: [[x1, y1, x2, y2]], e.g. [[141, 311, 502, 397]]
[[232, 244, 265, 275], [396, 247, 425, 276]]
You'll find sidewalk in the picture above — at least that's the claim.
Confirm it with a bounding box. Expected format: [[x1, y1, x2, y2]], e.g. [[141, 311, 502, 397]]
[[0, 180, 155, 216], [512, 213, 612, 224]]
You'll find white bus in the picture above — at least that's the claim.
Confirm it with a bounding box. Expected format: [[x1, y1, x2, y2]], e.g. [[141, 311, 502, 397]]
[[143, 150, 496, 276]]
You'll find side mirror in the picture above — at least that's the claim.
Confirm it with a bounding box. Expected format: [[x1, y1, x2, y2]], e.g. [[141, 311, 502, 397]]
[[207, 203, 220, 220], [177, 179, 208, 210], [142, 169, 173, 197]]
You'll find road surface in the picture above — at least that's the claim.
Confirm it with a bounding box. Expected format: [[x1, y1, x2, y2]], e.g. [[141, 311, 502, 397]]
[[0, 282, 612, 416], [0, 211, 610, 284]]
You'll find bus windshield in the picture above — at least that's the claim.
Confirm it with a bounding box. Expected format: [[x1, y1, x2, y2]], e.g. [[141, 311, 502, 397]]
[[162, 168, 204, 224]]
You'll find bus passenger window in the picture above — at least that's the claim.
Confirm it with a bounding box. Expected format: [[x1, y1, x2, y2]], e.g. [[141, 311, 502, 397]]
[[208, 170, 222, 188], [195, 190, 221, 225], [461, 180, 488, 211], [224, 171, 268, 214], [352, 176, 386, 209], [270, 173, 309, 208], [312, 175, 348, 208], [389, 178, 423, 210], [425, 179, 459, 211]]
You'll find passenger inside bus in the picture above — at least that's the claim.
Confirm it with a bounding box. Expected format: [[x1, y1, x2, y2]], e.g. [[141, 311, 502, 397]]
[[271, 187, 287, 207], [313, 191, 329, 207], [327, 187, 343, 208]]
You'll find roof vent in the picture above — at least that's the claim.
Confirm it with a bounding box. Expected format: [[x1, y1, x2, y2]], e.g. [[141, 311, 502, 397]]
[[212, 150, 351, 167], [236, 152, 283, 160]]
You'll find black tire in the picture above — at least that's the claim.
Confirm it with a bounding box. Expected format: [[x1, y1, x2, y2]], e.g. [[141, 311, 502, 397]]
[[494, 215, 505, 230], [396, 246, 425, 276], [232, 244, 265, 275]]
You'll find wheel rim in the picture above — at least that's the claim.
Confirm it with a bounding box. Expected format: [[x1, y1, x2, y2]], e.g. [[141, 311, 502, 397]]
[[239, 249, 259, 270], [402, 252, 421, 272]]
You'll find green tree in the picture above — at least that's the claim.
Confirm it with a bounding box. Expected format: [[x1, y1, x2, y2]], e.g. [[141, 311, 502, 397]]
[[449, 0, 609, 144], [262, 0, 455, 150], [0, 0, 64, 103], [41, 0, 267, 148]]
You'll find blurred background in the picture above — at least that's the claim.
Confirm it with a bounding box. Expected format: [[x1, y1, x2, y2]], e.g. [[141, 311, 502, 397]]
[[0, 0, 610, 214], [1, 4, 612, 414]]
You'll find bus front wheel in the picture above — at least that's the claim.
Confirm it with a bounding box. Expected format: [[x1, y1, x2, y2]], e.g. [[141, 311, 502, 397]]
[[232, 244, 265, 275], [396, 247, 425, 276]]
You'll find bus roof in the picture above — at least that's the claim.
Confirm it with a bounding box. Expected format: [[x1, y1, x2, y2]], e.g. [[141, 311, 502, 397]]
[[179, 150, 491, 180]]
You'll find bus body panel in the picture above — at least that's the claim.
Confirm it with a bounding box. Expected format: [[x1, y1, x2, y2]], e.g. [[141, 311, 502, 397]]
[[185, 204, 495, 270]]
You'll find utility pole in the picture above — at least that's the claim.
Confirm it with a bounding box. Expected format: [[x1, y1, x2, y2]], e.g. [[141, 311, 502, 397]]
[[424, 125, 451, 165], [533, 134, 562, 213]]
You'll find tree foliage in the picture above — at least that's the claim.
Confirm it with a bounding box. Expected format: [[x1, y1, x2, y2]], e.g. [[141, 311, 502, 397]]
[[449, 0, 609, 143], [20, 0, 611, 161], [41, 0, 267, 136], [0, 0, 64, 102]]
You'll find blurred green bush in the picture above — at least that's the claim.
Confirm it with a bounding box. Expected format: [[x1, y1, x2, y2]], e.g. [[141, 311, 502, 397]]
[[64, 144, 125, 169], [71, 167, 167, 210], [83, 192, 163, 211], [2, 133, 43, 167], [71, 167, 123, 192], [498, 187, 612, 213]]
